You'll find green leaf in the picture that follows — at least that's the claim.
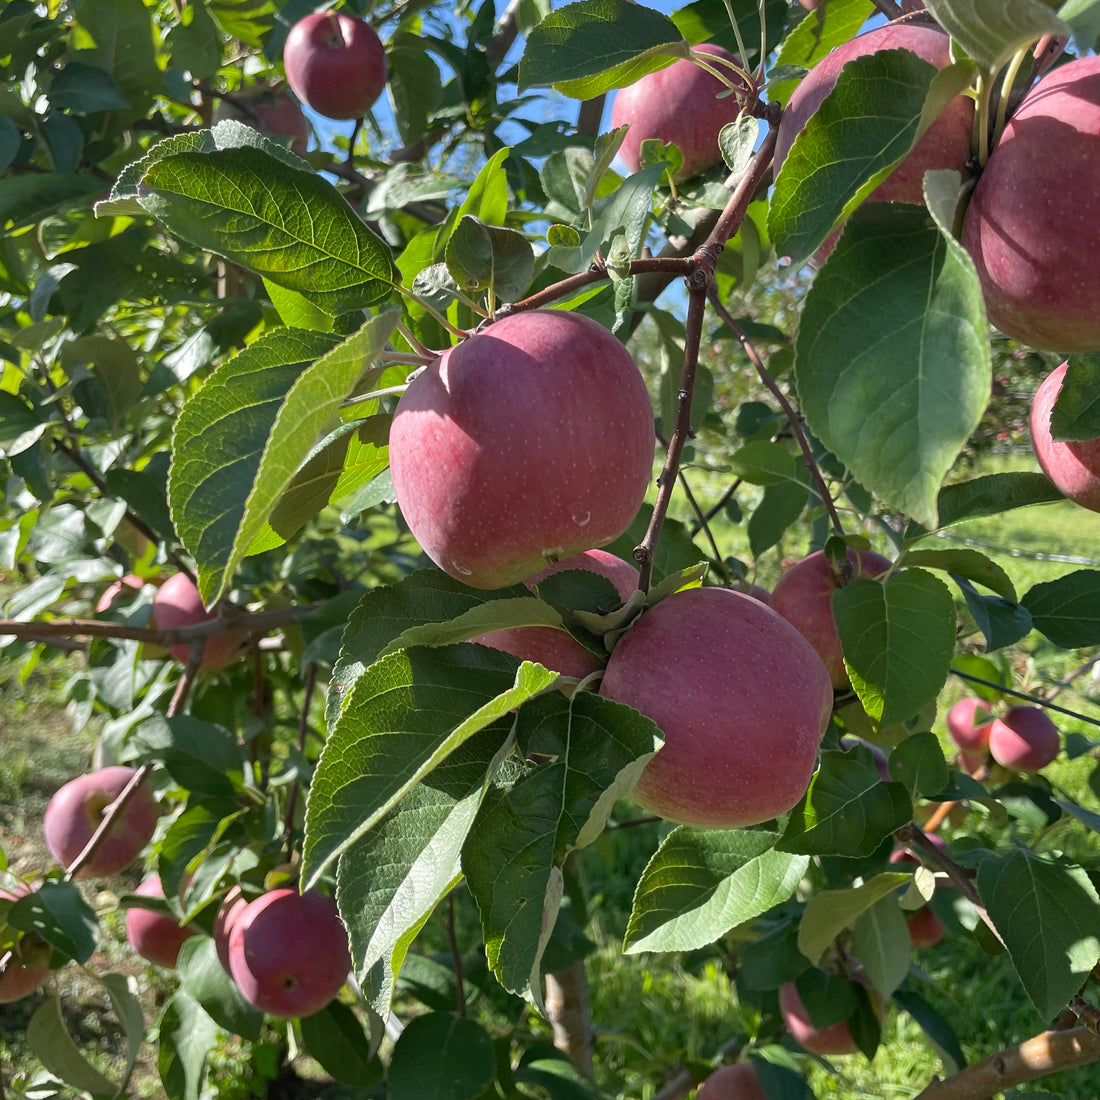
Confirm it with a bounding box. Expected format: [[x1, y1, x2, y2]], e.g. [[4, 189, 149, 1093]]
[[518, 0, 688, 98], [955, 576, 1033, 651], [515, 1053, 613, 1099], [70, 0, 161, 121], [797, 872, 913, 963], [61, 334, 142, 426], [623, 824, 809, 954], [387, 36, 444, 146], [720, 116, 760, 175], [923, 0, 1070, 74], [164, 0, 222, 79], [299, 1001, 383, 1087], [1022, 570, 1100, 648], [0, 393, 47, 457], [9, 882, 98, 963], [1, 174, 103, 231], [851, 896, 911, 999], [1051, 354, 1100, 441], [977, 850, 1100, 1019], [796, 204, 990, 528], [913, 472, 1065, 533], [445, 216, 535, 304], [1059, 0, 1100, 52], [388, 1013, 495, 1100], [157, 991, 218, 1100], [900, 547, 1017, 602], [892, 987, 966, 1072], [834, 569, 956, 727], [749, 481, 809, 559], [888, 732, 949, 800], [98, 972, 146, 1095], [176, 937, 262, 1041], [728, 441, 808, 486], [302, 647, 559, 890], [48, 62, 131, 113], [27, 996, 116, 1095], [134, 715, 242, 800], [779, 749, 913, 858]]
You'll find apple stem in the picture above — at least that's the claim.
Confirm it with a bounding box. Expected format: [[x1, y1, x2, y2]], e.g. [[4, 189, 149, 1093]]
[[992, 47, 1030, 150], [868, 0, 904, 18]]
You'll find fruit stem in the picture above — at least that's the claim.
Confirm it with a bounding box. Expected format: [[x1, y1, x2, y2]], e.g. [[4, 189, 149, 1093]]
[[686, 50, 752, 99], [719, 0, 752, 77], [395, 284, 471, 340], [992, 47, 1029, 150], [973, 72, 994, 168]]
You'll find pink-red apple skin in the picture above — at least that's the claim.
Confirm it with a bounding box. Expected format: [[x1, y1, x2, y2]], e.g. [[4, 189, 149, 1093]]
[[957, 748, 988, 778], [946, 697, 994, 753], [213, 886, 249, 973], [95, 574, 145, 614], [0, 886, 51, 1003], [471, 549, 638, 677], [906, 905, 945, 949], [125, 875, 198, 968], [611, 44, 745, 180], [696, 1062, 769, 1100], [283, 12, 387, 122], [779, 979, 882, 1055], [1030, 362, 1100, 512], [599, 587, 833, 829], [988, 705, 1060, 771], [213, 88, 310, 155], [769, 549, 892, 688], [152, 572, 245, 671], [389, 311, 655, 590], [963, 55, 1100, 352], [43, 766, 158, 878], [227, 889, 351, 1018]]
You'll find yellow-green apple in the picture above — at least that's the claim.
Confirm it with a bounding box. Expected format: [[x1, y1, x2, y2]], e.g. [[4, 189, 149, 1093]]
[[963, 56, 1100, 352], [283, 11, 387, 121], [0, 885, 51, 1003], [906, 905, 945, 948], [43, 766, 158, 878], [125, 875, 198, 968], [696, 1062, 769, 1099], [779, 976, 883, 1055], [152, 572, 245, 671], [769, 548, 892, 688], [227, 889, 351, 1018], [611, 44, 746, 179], [946, 697, 994, 753], [389, 310, 655, 590], [213, 885, 249, 973], [988, 705, 1059, 771], [212, 87, 310, 155], [599, 587, 833, 828], [1030, 362, 1100, 511]]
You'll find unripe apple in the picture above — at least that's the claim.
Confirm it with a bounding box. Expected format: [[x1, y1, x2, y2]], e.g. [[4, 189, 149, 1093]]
[[125, 875, 198, 968], [227, 889, 351, 1018], [43, 766, 159, 878], [152, 572, 245, 671], [696, 1062, 769, 1100], [769, 549, 892, 688], [779, 977, 883, 1055], [611, 44, 746, 180], [906, 904, 945, 948], [1029, 362, 1100, 512], [599, 587, 833, 829], [963, 56, 1100, 352], [389, 310, 655, 590], [946, 696, 994, 753], [212, 87, 310, 155], [987, 705, 1060, 771], [283, 11, 387, 122], [213, 886, 249, 973], [0, 885, 51, 1003]]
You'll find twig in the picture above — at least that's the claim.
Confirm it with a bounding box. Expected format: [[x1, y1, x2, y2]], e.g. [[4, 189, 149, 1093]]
[[709, 123, 778, 247], [869, 0, 904, 18], [696, 477, 744, 529], [576, 96, 605, 138], [1046, 654, 1100, 702], [446, 894, 467, 1017], [951, 669, 1100, 730], [283, 662, 318, 858]]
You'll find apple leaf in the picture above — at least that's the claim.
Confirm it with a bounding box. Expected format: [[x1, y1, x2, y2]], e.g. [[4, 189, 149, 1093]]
[[1051, 354, 1100, 440], [1022, 569, 1100, 648], [518, 0, 689, 99], [514, 1054, 613, 1099], [954, 576, 1034, 651], [445, 216, 535, 305], [728, 441, 810, 487], [462, 691, 658, 997], [1059, 0, 1100, 53], [749, 482, 810, 559], [157, 991, 219, 1100], [899, 548, 1017, 603], [888, 732, 949, 801], [797, 872, 913, 964], [906, 472, 1066, 536], [176, 937, 262, 1041], [892, 987, 967, 1072], [796, 204, 990, 529], [302, 646, 559, 890], [778, 748, 913, 858], [388, 1013, 495, 1100], [27, 996, 118, 1096], [623, 823, 809, 954], [977, 849, 1100, 1019], [922, 0, 1070, 75], [299, 1001, 383, 1087], [8, 882, 98, 963], [850, 896, 911, 999]]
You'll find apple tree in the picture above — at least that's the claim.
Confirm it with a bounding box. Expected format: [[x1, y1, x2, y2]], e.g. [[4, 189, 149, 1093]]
[[3, 0, 1100, 1097]]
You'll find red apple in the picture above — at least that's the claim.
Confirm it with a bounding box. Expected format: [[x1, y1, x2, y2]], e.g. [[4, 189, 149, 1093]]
[[599, 587, 833, 828], [957, 748, 988, 778], [779, 977, 882, 1056], [283, 11, 387, 122], [696, 1062, 769, 1100], [152, 572, 245, 671], [470, 549, 638, 677], [946, 697, 994, 753], [1030, 362, 1100, 512], [95, 574, 144, 614], [0, 885, 51, 1003], [987, 705, 1060, 771], [43, 766, 159, 878], [611, 44, 747, 180], [798, 0, 823, 8], [212, 87, 310, 155], [769, 549, 892, 688], [389, 310, 655, 590], [906, 905, 945, 949], [125, 875, 198, 968], [213, 886, 249, 973], [227, 889, 351, 1018], [963, 56, 1100, 352]]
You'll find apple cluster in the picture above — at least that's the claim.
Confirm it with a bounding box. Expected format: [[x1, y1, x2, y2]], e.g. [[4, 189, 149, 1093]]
[[946, 696, 1060, 775]]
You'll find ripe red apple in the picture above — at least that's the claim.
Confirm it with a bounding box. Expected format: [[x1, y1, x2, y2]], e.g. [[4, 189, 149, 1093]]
[[946, 696, 994, 753], [1030, 362, 1100, 512], [798, 0, 823, 9], [696, 1062, 769, 1100], [43, 766, 159, 878], [769, 549, 892, 688], [152, 572, 245, 671], [963, 56, 1100, 352], [906, 905, 945, 949], [212, 87, 310, 155], [125, 875, 198, 968], [779, 977, 883, 1056], [389, 310, 655, 590], [0, 886, 51, 1003], [987, 705, 1060, 771], [283, 11, 387, 122], [599, 587, 833, 828], [213, 885, 249, 973], [611, 44, 746, 179], [227, 889, 351, 1018], [95, 574, 144, 614]]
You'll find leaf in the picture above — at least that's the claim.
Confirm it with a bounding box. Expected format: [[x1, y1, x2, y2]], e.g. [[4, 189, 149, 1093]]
[[9, 882, 98, 963], [720, 116, 760, 174], [977, 850, 1100, 1019], [834, 569, 957, 727], [955, 576, 1033, 651], [892, 987, 966, 1072], [923, 0, 1070, 74], [70, 0, 161, 120], [27, 996, 116, 1095], [901, 548, 1016, 602], [797, 872, 913, 963], [515, 1053, 613, 1099], [749, 481, 809, 559], [915, 472, 1065, 533], [1051, 354, 1100, 440], [157, 991, 218, 1100], [48, 62, 131, 113], [299, 1001, 383, 1087], [98, 972, 146, 1095], [1059, 0, 1100, 53], [850, 896, 911, 998], [888, 732, 949, 801], [388, 1013, 495, 1100], [0, 174, 103, 231], [778, 749, 913, 858], [518, 0, 688, 99], [133, 715, 242, 800], [623, 823, 809, 954], [176, 937, 262, 1041], [1022, 570, 1100, 648], [0, 393, 47, 457], [445, 216, 535, 304]]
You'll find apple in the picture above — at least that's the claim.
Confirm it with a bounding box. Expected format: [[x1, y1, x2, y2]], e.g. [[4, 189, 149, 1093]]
[[611, 44, 746, 180], [987, 705, 1060, 771], [769, 548, 892, 688], [152, 572, 245, 671], [0, 885, 51, 1003], [213, 885, 249, 973], [212, 87, 310, 155], [906, 905, 945, 949], [43, 766, 159, 878], [696, 1062, 769, 1100], [470, 549, 638, 677], [125, 875, 198, 968], [963, 56, 1100, 352], [283, 11, 387, 122], [95, 574, 145, 614], [946, 696, 994, 753], [957, 748, 988, 778], [1030, 362, 1100, 512], [389, 310, 655, 590], [599, 587, 833, 828], [779, 977, 882, 1056], [227, 888, 351, 1018], [798, 0, 823, 8]]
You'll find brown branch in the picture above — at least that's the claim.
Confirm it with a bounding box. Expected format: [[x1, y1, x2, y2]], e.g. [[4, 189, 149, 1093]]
[[709, 123, 778, 249], [576, 96, 605, 138], [484, 0, 524, 67], [545, 962, 595, 1077], [869, 0, 905, 18], [652, 1038, 743, 1100]]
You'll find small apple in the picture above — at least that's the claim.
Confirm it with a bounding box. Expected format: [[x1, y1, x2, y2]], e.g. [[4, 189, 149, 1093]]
[[213, 886, 249, 974], [212, 87, 310, 155], [0, 885, 51, 1003], [611, 44, 747, 180], [779, 976, 883, 1056], [227, 888, 351, 1018], [696, 1062, 769, 1100], [1029, 362, 1100, 512], [798, 0, 823, 8], [95, 574, 145, 614], [987, 705, 1060, 771], [906, 905, 945, 949], [599, 587, 833, 829], [43, 766, 159, 878], [389, 310, 655, 590], [946, 697, 994, 753], [125, 875, 198, 968], [152, 572, 245, 671], [283, 11, 387, 122], [769, 548, 892, 688]]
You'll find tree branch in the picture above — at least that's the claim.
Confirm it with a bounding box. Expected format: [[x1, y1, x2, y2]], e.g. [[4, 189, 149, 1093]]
[[951, 669, 1100, 730]]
